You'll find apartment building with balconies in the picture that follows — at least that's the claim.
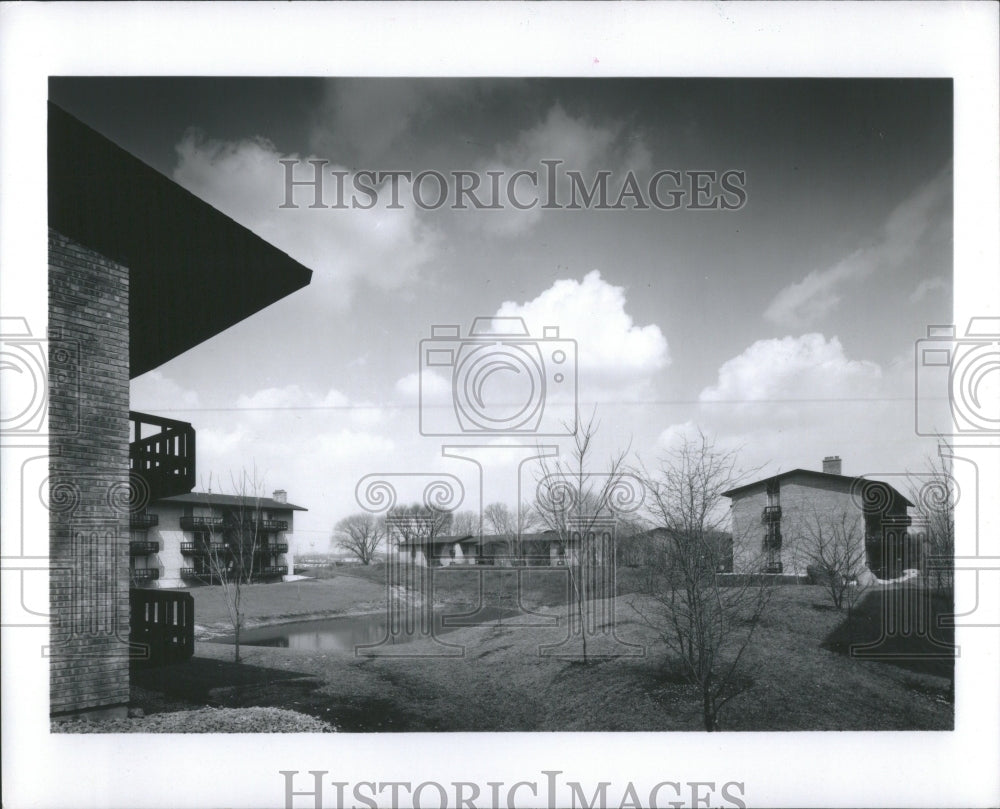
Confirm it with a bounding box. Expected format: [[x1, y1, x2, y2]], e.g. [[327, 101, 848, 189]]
[[723, 456, 916, 579], [129, 490, 306, 587]]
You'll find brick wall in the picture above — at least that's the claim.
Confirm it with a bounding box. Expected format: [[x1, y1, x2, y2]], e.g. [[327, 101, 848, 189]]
[[780, 479, 865, 575], [731, 474, 867, 576], [731, 487, 769, 572], [48, 229, 131, 716]]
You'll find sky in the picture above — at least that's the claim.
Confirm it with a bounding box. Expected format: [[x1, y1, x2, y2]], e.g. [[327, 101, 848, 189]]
[[49, 77, 953, 553]]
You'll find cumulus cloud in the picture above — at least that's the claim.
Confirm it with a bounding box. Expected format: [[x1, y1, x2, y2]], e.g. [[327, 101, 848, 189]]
[[172, 131, 440, 305], [650, 333, 920, 480], [764, 162, 952, 327], [130, 371, 200, 412], [395, 369, 449, 401], [236, 385, 349, 413], [700, 333, 882, 410], [680, 333, 896, 475], [187, 383, 399, 534], [496, 270, 669, 401], [196, 424, 250, 459], [391, 270, 667, 432]]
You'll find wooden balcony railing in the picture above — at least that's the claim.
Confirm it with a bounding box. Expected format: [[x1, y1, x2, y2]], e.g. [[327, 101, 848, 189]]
[[180, 541, 228, 555], [130, 512, 159, 530], [256, 518, 289, 533], [762, 505, 782, 523], [130, 411, 195, 501], [130, 589, 194, 666], [179, 515, 224, 532], [129, 540, 159, 556], [271, 542, 289, 554], [131, 568, 160, 581], [180, 567, 223, 583]]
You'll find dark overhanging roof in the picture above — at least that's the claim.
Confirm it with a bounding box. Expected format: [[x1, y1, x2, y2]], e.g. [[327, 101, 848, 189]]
[[48, 103, 313, 379], [158, 491, 307, 512], [722, 468, 914, 507], [400, 530, 566, 548], [398, 534, 475, 548]]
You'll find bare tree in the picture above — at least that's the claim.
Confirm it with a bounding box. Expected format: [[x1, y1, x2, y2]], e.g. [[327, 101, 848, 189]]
[[909, 445, 955, 593], [450, 509, 480, 538], [481, 501, 537, 564], [385, 502, 454, 560], [482, 502, 515, 565], [798, 507, 868, 611], [633, 428, 770, 731], [534, 409, 632, 661], [334, 512, 384, 565], [200, 466, 267, 663], [483, 501, 514, 535]]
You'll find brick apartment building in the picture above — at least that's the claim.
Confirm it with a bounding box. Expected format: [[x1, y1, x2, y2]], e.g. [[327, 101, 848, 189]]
[[723, 456, 915, 579], [130, 490, 307, 588], [48, 103, 312, 717]]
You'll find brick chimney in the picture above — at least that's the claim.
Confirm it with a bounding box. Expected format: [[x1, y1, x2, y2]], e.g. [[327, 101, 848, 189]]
[[822, 456, 842, 475], [272, 489, 287, 504]]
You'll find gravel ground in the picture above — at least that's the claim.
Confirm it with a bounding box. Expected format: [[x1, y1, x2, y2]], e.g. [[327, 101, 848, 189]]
[[52, 706, 337, 733]]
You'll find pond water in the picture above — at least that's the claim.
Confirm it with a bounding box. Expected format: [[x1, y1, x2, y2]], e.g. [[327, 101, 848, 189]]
[[212, 605, 542, 652]]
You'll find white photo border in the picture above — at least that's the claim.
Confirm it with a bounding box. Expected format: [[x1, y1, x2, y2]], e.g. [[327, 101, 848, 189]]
[[1, 3, 998, 808]]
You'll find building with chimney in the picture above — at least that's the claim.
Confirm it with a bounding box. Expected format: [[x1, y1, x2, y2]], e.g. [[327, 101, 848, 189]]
[[129, 490, 307, 587], [723, 457, 916, 579]]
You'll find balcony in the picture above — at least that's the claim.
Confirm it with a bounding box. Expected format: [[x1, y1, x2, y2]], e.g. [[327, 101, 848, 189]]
[[129, 540, 159, 556], [130, 411, 195, 501], [260, 566, 286, 577], [180, 568, 222, 583], [131, 568, 160, 582], [130, 512, 159, 530], [270, 542, 289, 554], [179, 515, 224, 533], [761, 505, 782, 523], [254, 518, 288, 533], [180, 541, 227, 555]]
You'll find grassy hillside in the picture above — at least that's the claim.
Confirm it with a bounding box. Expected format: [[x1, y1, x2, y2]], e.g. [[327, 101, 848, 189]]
[[141, 577, 952, 731]]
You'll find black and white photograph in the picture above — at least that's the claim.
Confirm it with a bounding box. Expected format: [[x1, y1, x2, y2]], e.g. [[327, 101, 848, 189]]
[[2, 4, 998, 809]]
